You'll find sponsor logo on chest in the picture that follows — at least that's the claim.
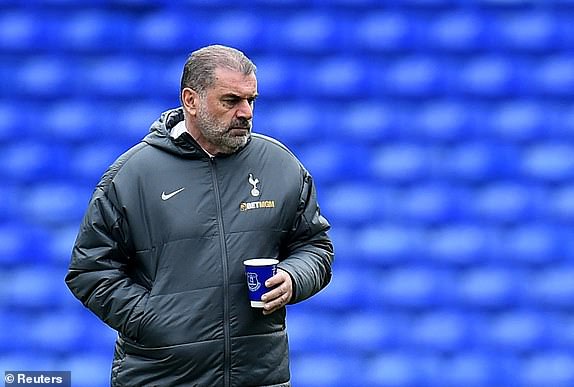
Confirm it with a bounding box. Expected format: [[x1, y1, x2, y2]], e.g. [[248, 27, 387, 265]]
[[240, 173, 276, 212]]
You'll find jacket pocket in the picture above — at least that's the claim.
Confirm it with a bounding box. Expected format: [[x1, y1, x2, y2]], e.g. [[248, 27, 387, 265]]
[[115, 336, 225, 386], [230, 330, 290, 386]]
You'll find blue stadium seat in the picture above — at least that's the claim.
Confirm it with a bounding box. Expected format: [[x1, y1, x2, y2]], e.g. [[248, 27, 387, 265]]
[[519, 352, 574, 386], [439, 142, 520, 181], [376, 267, 450, 308], [354, 12, 413, 51], [300, 265, 376, 311], [0, 224, 51, 265], [527, 266, 574, 307], [273, 13, 339, 52], [69, 143, 125, 181], [253, 57, 296, 98], [0, 12, 40, 50], [21, 183, 92, 225], [203, 12, 262, 49], [494, 13, 557, 51], [483, 311, 547, 352], [84, 57, 143, 97], [340, 101, 398, 142], [58, 12, 132, 51], [407, 310, 469, 352], [457, 57, 516, 96], [499, 224, 562, 265], [395, 184, 460, 223], [559, 104, 574, 139], [364, 352, 422, 386], [297, 141, 365, 183], [426, 11, 483, 51], [336, 312, 404, 353], [521, 143, 574, 182], [44, 102, 111, 142], [550, 185, 574, 222], [321, 183, 383, 225], [426, 224, 493, 265], [287, 311, 339, 353], [370, 143, 431, 183], [324, 227, 356, 265], [310, 57, 365, 98], [487, 101, 547, 142], [290, 353, 360, 387], [262, 101, 319, 145], [0, 142, 69, 181], [380, 57, 444, 97], [536, 56, 574, 96], [411, 101, 473, 142], [28, 312, 84, 352], [553, 314, 574, 351], [15, 58, 68, 97], [45, 226, 79, 266], [68, 309, 118, 351], [0, 225, 25, 266], [442, 353, 513, 387], [61, 354, 113, 387], [134, 13, 197, 51], [471, 183, 540, 223], [0, 353, 56, 374], [0, 184, 20, 222], [3, 268, 66, 309], [116, 101, 171, 143], [355, 224, 423, 264], [456, 267, 521, 307], [2, 2, 574, 385]]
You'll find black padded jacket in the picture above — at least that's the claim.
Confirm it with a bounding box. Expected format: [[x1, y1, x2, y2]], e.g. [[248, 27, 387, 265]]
[[65, 108, 334, 386]]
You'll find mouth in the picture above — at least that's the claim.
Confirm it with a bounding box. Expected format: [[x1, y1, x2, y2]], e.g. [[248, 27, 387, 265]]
[[229, 127, 251, 135]]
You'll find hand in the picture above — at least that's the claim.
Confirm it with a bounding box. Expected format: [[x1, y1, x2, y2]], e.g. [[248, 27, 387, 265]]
[[261, 269, 293, 315]]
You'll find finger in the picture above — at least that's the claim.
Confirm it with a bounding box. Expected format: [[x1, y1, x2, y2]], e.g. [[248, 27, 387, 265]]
[[264, 270, 287, 288], [262, 293, 289, 315], [261, 284, 286, 303]]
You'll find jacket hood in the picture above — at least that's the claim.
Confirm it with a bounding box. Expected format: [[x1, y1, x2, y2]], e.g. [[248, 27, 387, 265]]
[[143, 107, 205, 159], [143, 107, 251, 159]]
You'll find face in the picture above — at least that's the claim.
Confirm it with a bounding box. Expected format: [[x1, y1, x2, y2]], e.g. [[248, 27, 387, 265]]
[[187, 68, 258, 155]]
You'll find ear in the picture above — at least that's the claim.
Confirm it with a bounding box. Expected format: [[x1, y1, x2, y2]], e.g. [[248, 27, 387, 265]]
[[181, 87, 199, 116]]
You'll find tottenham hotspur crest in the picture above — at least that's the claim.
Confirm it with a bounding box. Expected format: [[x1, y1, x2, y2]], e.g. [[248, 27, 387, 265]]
[[239, 173, 275, 212], [248, 174, 260, 197]]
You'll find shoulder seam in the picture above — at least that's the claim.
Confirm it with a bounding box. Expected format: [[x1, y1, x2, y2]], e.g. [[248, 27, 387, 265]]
[[252, 133, 296, 157]]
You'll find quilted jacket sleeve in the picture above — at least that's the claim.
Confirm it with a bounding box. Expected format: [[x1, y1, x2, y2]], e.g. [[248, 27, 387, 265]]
[[65, 185, 148, 341], [278, 169, 334, 303]]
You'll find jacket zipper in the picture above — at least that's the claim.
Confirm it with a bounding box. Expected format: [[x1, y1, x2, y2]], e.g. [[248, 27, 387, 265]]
[[209, 158, 231, 387]]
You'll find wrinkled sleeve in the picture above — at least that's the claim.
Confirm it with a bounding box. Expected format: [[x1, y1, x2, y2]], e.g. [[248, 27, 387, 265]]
[[278, 169, 334, 303], [65, 187, 148, 341]]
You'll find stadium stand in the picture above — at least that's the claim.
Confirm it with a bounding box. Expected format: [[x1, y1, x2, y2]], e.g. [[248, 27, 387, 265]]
[[1, 1, 573, 386]]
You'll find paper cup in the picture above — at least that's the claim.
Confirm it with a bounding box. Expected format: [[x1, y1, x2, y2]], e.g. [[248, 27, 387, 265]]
[[243, 258, 279, 307]]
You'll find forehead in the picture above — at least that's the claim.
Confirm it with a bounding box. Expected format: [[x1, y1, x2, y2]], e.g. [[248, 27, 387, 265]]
[[210, 67, 257, 96]]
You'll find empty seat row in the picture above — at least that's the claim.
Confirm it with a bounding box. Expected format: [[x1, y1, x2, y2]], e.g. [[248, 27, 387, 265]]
[[4, 55, 574, 97], [300, 265, 574, 310], [2, 99, 572, 145], [2, 9, 574, 53], [289, 350, 574, 387], [2, 261, 574, 310]]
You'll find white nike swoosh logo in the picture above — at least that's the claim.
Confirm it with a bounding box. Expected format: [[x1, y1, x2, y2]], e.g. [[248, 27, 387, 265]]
[[161, 187, 185, 201]]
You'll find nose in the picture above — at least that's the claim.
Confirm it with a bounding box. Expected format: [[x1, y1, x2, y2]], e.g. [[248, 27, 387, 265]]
[[236, 99, 253, 120]]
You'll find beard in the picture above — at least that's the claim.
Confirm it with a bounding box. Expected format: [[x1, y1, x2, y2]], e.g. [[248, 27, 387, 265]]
[[196, 101, 252, 155]]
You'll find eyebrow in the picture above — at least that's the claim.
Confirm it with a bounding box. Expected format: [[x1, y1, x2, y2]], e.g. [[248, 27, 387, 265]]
[[221, 93, 258, 100]]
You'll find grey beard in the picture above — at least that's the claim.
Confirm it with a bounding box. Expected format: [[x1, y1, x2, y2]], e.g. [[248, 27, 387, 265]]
[[197, 107, 250, 155]]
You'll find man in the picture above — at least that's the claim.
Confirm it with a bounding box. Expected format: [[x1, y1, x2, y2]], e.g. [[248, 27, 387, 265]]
[[65, 45, 334, 386]]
